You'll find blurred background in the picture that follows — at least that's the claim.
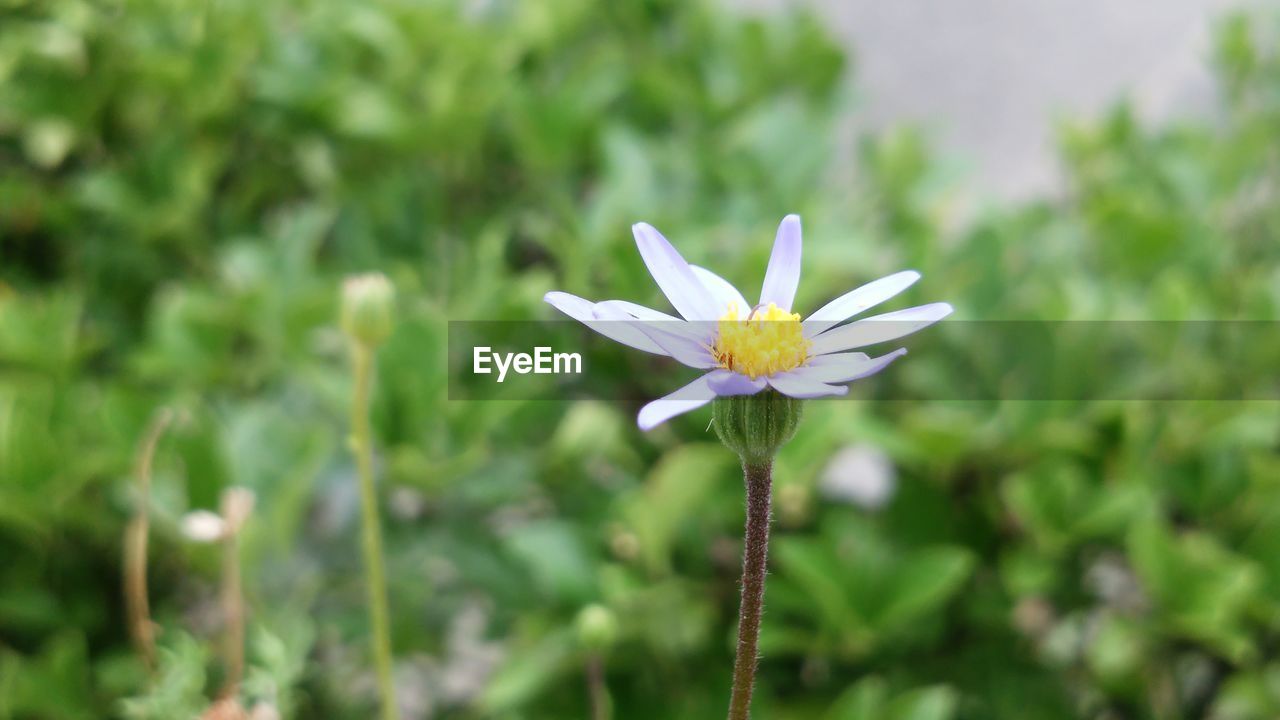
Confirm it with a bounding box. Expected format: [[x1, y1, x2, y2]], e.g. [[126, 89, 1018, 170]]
[[2, 0, 1280, 718]]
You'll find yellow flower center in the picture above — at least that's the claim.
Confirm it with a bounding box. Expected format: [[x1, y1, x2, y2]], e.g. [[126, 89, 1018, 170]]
[[712, 302, 810, 379]]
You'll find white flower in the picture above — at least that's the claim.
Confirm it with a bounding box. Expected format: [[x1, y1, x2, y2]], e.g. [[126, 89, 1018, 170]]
[[819, 444, 897, 510], [545, 215, 952, 429]]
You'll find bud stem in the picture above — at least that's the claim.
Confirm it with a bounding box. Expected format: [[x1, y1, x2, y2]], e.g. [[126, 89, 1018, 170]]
[[727, 460, 773, 720], [124, 408, 174, 677], [586, 653, 611, 720], [350, 343, 400, 720], [219, 490, 246, 700]]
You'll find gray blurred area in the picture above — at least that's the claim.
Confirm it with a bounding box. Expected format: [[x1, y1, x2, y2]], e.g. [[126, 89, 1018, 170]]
[[739, 0, 1256, 199]]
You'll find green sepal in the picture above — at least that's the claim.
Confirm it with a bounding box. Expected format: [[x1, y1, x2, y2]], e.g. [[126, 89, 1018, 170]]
[[712, 390, 803, 466]]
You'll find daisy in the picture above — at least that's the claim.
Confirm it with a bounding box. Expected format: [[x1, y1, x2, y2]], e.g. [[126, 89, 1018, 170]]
[[544, 215, 951, 430]]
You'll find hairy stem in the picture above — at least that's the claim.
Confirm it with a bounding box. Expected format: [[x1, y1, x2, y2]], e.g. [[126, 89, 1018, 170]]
[[727, 461, 773, 720], [351, 344, 400, 720], [124, 408, 174, 676]]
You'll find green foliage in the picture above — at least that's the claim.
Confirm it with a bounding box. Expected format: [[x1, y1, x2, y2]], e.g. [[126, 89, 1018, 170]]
[[0, 633, 96, 719], [117, 634, 211, 720], [768, 517, 975, 659], [2, 0, 1280, 717], [826, 678, 958, 720]]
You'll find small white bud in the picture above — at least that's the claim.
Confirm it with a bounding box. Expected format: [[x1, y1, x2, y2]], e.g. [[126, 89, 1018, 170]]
[[340, 273, 395, 347], [249, 702, 281, 720], [182, 510, 226, 543]]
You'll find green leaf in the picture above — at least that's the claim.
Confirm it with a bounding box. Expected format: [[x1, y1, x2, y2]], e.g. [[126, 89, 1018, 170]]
[[478, 627, 575, 713], [619, 444, 734, 575], [1128, 519, 1263, 662], [503, 520, 598, 602], [875, 547, 976, 631]]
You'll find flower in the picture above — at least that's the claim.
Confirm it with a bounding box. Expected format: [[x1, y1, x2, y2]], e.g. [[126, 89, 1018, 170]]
[[340, 272, 395, 347], [820, 444, 897, 510], [545, 215, 951, 429]]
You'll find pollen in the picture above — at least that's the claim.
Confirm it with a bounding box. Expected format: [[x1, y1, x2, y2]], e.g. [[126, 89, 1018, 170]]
[[713, 302, 810, 379]]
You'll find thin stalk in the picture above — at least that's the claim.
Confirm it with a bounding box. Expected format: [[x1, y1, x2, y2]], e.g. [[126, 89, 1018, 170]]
[[124, 408, 174, 676], [586, 653, 610, 720], [218, 492, 246, 700], [727, 461, 773, 720], [350, 343, 399, 720]]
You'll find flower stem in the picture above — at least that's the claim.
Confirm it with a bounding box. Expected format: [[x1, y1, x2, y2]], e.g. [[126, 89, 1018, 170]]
[[124, 408, 174, 676], [727, 460, 773, 720], [350, 344, 399, 720], [586, 653, 610, 720], [218, 490, 248, 700]]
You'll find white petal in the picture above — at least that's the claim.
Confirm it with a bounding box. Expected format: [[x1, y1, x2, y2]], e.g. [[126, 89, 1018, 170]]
[[795, 349, 907, 383], [544, 291, 667, 355], [632, 223, 720, 321], [706, 370, 767, 396], [595, 300, 714, 345], [637, 373, 718, 430], [803, 271, 922, 336], [807, 351, 871, 366], [766, 371, 850, 399], [543, 290, 596, 320], [759, 214, 802, 311], [592, 303, 717, 369], [690, 265, 749, 317], [594, 299, 679, 321], [810, 303, 953, 356], [633, 327, 717, 368]]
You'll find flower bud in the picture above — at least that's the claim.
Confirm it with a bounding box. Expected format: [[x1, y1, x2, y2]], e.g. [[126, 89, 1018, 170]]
[[340, 273, 395, 347], [575, 604, 618, 652], [712, 390, 803, 466], [181, 510, 227, 543]]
